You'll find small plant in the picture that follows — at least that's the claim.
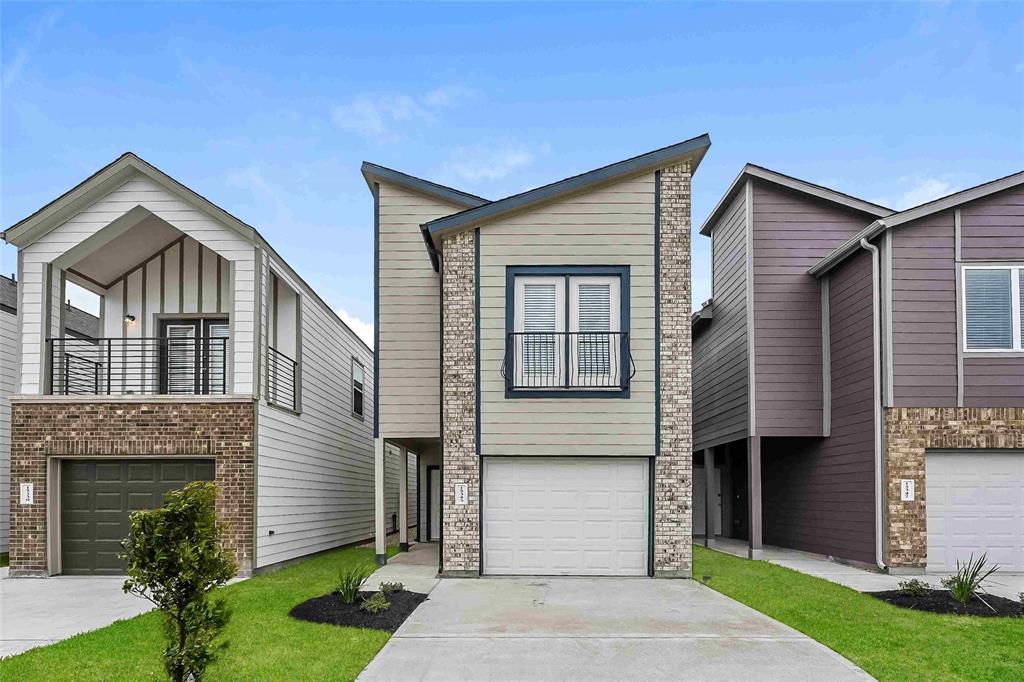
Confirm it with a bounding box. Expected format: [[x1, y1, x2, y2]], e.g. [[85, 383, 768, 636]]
[[897, 578, 930, 598], [701, 574, 712, 585], [335, 564, 375, 605], [360, 591, 391, 614], [1018, 592, 1024, 617], [941, 553, 999, 612], [380, 581, 405, 595], [121, 482, 236, 682]]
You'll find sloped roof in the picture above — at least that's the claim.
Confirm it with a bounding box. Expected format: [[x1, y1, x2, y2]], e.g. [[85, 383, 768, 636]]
[[360, 161, 488, 209], [699, 163, 894, 236]]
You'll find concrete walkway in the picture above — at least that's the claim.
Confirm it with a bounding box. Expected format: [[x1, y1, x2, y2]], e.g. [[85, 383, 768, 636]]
[[0, 570, 153, 657], [367, 542, 441, 594], [708, 537, 1024, 601], [359, 573, 870, 681]]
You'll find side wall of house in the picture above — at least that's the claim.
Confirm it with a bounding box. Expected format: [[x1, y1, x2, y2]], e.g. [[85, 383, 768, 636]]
[[253, 249, 378, 568], [761, 249, 876, 563], [693, 188, 748, 450], [752, 181, 874, 436], [377, 184, 464, 439], [0, 309, 17, 554], [477, 173, 657, 456]]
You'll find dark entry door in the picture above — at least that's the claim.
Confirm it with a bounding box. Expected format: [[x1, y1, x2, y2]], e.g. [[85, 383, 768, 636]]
[[60, 459, 215, 575]]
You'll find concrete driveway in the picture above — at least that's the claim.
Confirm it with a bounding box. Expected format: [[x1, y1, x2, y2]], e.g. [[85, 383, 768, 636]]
[[358, 576, 871, 681], [0, 569, 153, 657]]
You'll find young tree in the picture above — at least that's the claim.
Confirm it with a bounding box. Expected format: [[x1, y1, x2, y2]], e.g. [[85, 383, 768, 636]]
[[121, 481, 237, 682]]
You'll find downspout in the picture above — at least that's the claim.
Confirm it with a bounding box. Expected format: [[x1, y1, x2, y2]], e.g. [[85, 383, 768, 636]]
[[859, 237, 887, 572]]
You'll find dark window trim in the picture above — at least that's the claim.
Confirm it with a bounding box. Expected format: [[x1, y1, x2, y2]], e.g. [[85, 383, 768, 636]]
[[351, 356, 366, 420], [504, 264, 631, 399], [158, 317, 229, 395]]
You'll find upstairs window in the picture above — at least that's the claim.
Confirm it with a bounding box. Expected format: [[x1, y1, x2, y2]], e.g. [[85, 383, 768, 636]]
[[963, 265, 1023, 352], [352, 359, 365, 418], [504, 266, 631, 396]]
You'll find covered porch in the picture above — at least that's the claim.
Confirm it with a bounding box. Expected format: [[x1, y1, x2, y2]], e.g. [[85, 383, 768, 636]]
[[373, 437, 432, 564]]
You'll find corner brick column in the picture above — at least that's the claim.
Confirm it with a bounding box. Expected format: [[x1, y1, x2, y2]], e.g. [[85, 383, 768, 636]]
[[440, 230, 479, 576], [884, 406, 1024, 570], [654, 162, 694, 578], [9, 400, 256, 577]]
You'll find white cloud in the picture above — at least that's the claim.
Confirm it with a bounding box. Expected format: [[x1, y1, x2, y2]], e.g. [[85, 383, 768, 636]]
[[331, 85, 477, 141], [441, 143, 535, 183], [337, 308, 374, 348], [3, 9, 61, 87], [880, 176, 956, 210]]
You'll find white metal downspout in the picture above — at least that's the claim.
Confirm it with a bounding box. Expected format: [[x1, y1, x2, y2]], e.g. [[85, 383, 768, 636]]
[[860, 238, 887, 572]]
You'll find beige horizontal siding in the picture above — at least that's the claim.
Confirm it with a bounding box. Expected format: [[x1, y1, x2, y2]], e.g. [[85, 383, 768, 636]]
[[478, 173, 656, 457]]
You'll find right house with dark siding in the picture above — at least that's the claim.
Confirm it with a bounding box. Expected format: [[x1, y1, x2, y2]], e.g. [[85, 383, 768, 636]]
[[694, 165, 1024, 575]]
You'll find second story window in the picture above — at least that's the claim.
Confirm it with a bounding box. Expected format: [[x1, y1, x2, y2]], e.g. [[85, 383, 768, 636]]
[[267, 272, 300, 411], [352, 359, 365, 418], [963, 265, 1023, 352], [504, 266, 632, 396], [161, 319, 229, 395]]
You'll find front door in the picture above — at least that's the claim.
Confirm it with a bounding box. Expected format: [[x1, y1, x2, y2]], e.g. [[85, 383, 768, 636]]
[[428, 467, 441, 541], [160, 319, 229, 394]]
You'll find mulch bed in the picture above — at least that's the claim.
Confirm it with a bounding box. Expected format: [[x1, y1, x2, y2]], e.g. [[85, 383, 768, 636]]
[[869, 589, 1023, 618], [290, 590, 429, 632]]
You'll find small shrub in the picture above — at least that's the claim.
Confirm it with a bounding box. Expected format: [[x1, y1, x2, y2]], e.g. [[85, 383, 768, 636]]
[[701, 574, 712, 585], [941, 553, 999, 611], [335, 564, 375, 605], [121, 482, 236, 682], [360, 591, 390, 614], [897, 578, 930, 598], [1018, 592, 1024, 617], [379, 581, 404, 595]]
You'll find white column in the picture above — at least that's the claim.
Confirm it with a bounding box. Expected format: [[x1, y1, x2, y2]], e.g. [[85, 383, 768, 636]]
[[374, 437, 387, 564], [398, 446, 409, 551]]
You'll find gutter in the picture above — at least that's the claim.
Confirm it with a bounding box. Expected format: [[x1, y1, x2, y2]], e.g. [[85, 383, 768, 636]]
[[859, 237, 887, 572]]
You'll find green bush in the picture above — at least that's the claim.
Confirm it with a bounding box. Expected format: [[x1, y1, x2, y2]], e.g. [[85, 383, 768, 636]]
[[897, 578, 930, 598], [379, 581, 404, 595], [941, 553, 999, 611], [360, 591, 390, 614], [335, 564, 375, 604], [120, 481, 236, 682]]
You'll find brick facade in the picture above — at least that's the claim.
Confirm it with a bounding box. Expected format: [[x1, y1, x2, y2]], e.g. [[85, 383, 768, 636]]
[[884, 406, 1024, 569], [654, 162, 694, 577], [440, 230, 479, 576], [9, 399, 256, 577]]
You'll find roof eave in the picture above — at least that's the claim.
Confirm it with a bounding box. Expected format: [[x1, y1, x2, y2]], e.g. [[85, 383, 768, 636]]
[[359, 162, 488, 209], [808, 220, 886, 277], [424, 133, 712, 238]]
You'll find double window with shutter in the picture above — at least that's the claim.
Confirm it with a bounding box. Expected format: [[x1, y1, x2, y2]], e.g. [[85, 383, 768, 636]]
[[962, 265, 1024, 352], [159, 318, 229, 395], [505, 265, 630, 396]]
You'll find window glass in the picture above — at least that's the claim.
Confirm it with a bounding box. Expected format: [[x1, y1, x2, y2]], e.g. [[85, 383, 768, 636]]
[[352, 360, 364, 417], [965, 269, 1012, 350]]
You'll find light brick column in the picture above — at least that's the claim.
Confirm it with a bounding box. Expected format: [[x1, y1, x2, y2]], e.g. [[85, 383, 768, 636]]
[[654, 162, 694, 578], [440, 229, 479, 576]]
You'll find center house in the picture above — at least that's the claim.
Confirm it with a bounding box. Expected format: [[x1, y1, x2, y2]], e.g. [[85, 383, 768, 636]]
[[367, 134, 710, 577]]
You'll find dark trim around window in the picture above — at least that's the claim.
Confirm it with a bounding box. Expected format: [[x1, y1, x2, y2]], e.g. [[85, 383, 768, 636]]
[[351, 356, 366, 420], [504, 264, 631, 399]]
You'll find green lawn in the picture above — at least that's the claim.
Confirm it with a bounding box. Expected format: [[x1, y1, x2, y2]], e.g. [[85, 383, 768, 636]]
[[694, 546, 1024, 682], [1, 545, 399, 681]]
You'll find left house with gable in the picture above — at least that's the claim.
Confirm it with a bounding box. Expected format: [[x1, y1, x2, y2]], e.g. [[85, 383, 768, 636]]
[[2, 152, 411, 577]]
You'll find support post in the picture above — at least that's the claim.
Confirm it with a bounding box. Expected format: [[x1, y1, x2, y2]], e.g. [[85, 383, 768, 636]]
[[748, 436, 763, 560], [374, 437, 387, 565], [704, 447, 716, 548], [398, 446, 409, 551]]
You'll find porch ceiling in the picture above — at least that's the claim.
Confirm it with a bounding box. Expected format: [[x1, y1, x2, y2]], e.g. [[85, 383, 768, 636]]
[[69, 214, 182, 288]]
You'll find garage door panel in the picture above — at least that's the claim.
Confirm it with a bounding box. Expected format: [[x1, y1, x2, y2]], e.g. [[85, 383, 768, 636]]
[[483, 457, 649, 576], [926, 450, 1023, 572], [61, 458, 215, 575]]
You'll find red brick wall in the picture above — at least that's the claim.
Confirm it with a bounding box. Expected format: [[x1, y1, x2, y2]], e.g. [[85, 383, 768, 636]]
[[9, 399, 256, 576]]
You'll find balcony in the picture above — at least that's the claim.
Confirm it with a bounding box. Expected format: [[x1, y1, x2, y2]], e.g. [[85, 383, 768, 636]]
[[502, 331, 634, 395], [48, 336, 229, 396]]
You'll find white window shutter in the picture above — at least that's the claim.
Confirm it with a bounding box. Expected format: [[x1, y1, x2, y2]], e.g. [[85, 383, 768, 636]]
[[165, 324, 197, 394]]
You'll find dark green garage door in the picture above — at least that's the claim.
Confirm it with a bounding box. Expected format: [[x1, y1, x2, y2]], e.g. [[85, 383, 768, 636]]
[[61, 459, 215, 575]]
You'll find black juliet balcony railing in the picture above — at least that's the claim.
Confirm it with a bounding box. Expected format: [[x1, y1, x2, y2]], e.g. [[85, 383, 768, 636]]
[[502, 331, 635, 392], [267, 345, 298, 411], [47, 337, 229, 396]]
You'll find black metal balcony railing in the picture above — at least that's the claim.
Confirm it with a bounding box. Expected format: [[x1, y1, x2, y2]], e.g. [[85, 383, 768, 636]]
[[48, 337, 228, 396], [502, 331, 634, 391], [267, 346, 298, 410]]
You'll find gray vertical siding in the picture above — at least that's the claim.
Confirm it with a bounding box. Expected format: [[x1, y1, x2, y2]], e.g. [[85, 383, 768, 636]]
[[890, 210, 958, 406], [693, 187, 749, 450], [751, 181, 875, 435], [762, 249, 876, 564]]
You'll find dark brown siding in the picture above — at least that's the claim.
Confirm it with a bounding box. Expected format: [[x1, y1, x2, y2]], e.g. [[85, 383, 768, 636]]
[[890, 210, 958, 406], [762, 249, 876, 563], [693, 187, 748, 450], [961, 184, 1024, 261], [751, 181, 875, 436]]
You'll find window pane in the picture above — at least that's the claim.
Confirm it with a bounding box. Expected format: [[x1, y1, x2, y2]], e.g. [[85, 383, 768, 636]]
[[522, 283, 557, 376], [353, 362, 364, 385], [577, 283, 611, 374], [965, 269, 1012, 349]]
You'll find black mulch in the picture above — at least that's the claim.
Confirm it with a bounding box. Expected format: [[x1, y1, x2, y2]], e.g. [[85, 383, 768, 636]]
[[289, 590, 429, 632], [868, 589, 1023, 618]]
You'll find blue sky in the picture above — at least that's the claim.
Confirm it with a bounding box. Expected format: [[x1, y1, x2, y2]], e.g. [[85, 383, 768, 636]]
[[3, 2, 1022, 345]]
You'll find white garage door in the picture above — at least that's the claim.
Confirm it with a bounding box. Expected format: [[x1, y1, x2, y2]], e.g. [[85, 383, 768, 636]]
[[483, 457, 649, 576], [926, 450, 1024, 572]]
